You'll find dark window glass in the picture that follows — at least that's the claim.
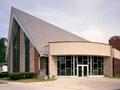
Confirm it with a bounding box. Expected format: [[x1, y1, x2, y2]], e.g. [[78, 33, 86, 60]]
[[93, 70, 98, 75], [83, 56, 87, 60], [46, 58, 49, 75], [83, 60, 87, 64], [13, 20, 20, 72], [92, 56, 104, 75], [94, 56, 97, 63], [66, 69, 71, 76], [66, 56, 71, 60], [94, 64, 97, 69], [98, 69, 102, 75], [75, 68, 77, 75], [57, 69, 60, 75], [78, 56, 82, 64], [57, 60, 60, 68], [61, 70, 65, 76], [61, 57, 65, 64], [66, 60, 71, 68], [61, 63, 65, 70], [98, 61, 101, 68], [75, 59, 77, 68], [25, 34, 30, 72], [98, 57, 102, 60], [57, 56, 74, 76], [72, 60, 73, 70]]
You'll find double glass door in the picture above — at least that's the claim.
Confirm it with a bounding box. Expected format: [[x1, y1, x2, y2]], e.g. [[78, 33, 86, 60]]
[[78, 65, 88, 77]]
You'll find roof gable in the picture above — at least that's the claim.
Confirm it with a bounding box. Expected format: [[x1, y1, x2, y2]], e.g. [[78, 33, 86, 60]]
[[8, 7, 88, 56]]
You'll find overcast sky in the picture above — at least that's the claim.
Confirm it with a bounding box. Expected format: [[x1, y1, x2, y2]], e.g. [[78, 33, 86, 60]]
[[0, 0, 120, 44]]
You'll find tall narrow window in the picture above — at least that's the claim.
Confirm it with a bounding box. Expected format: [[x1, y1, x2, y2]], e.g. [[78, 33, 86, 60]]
[[13, 20, 20, 72], [25, 34, 30, 72]]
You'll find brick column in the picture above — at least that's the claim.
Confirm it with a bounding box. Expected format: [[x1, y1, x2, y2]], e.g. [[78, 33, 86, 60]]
[[48, 44, 57, 79], [49, 55, 57, 79], [20, 28, 25, 72], [30, 42, 35, 72], [104, 46, 113, 77]]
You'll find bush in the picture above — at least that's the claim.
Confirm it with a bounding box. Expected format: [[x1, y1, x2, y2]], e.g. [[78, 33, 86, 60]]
[[9, 72, 35, 80], [9, 72, 24, 80], [0, 72, 9, 78], [24, 72, 35, 79]]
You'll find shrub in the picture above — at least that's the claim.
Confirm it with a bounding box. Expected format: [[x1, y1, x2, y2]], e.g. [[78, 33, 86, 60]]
[[9, 72, 24, 80], [0, 72, 9, 78], [9, 72, 35, 80], [24, 72, 35, 79]]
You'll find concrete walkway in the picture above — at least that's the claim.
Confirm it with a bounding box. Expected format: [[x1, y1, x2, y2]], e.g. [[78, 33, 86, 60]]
[[0, 77, 120, 90]]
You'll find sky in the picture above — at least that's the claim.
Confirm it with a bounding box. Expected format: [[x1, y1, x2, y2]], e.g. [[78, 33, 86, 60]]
[[0, 0, 120, 44]]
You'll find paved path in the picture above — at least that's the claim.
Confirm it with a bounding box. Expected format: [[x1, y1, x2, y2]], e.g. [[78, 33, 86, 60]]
[[0, 77, 120, 90]]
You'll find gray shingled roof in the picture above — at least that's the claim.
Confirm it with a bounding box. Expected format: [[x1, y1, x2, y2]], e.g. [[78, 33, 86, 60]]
[[11, 7, 88, 56]]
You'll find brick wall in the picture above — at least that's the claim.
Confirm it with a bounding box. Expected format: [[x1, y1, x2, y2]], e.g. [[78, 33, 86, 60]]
[[8, 27, 39, 74], [29, 42, 35, 72], [20, 28, 25, 72], [49, 55, 57, 78], [34, 48, 39, 76], [113, 58, 120, 76], [109, 36, 120, 51], [104, 47, 113, 77]]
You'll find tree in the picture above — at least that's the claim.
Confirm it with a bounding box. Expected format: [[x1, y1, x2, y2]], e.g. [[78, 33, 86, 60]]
[[0, 37, 7, 63]]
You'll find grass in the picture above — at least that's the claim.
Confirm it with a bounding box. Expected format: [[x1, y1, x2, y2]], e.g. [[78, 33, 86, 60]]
[[0, 81, 8, 84], [113, 76, 120, 79], [0, 77, 56, 83], [115, 89, 120, 90], [16, 78, 56, 83], [0, 77, 11, 80]]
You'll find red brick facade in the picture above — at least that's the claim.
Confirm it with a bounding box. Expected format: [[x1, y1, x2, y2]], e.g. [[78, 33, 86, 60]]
[[34, 48, 39, 76], [113, 58, 120, 76], [109, 36, 120, 76], [109, 36, 120, 51]]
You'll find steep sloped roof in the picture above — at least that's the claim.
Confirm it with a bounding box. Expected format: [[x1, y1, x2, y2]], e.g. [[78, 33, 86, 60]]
[[8, 7, 88, 56]]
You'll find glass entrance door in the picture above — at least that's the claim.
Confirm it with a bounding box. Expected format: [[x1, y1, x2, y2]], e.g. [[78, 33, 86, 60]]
[[78, 65, 88, 77]]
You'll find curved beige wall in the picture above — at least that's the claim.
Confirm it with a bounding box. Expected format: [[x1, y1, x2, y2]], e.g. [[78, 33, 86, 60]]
[[49, 42, 111, 56]]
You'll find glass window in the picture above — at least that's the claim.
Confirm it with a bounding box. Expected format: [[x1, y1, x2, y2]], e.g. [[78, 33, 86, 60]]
[[57, 56, 73, 76], [98, 61, 101, 68], [83, 60, 87, 64], [57, 56, 104, 76], [57, 60, 60, 68], [92, 56, 104, 75], [66, 60, 71, 68], [61, 64, 65, 70], [66, 56, 71, 60], [78, 56, 82, 64], [66, 69, 71, 76], [61, 70, 65, 76], [13, 20, 20, 72], [25, 34, 30, 72], [57, 69, 60, 75], [83, 56, 87, 60]]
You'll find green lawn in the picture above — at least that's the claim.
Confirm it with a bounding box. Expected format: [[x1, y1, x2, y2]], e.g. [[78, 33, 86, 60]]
[[0, 81, 8, 84], [0, 77, 11, 81], [113, 76, 120, 79], [0, 77, 56, 83], [115, 89, 120, 90], [16, 78, 56, 83]]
